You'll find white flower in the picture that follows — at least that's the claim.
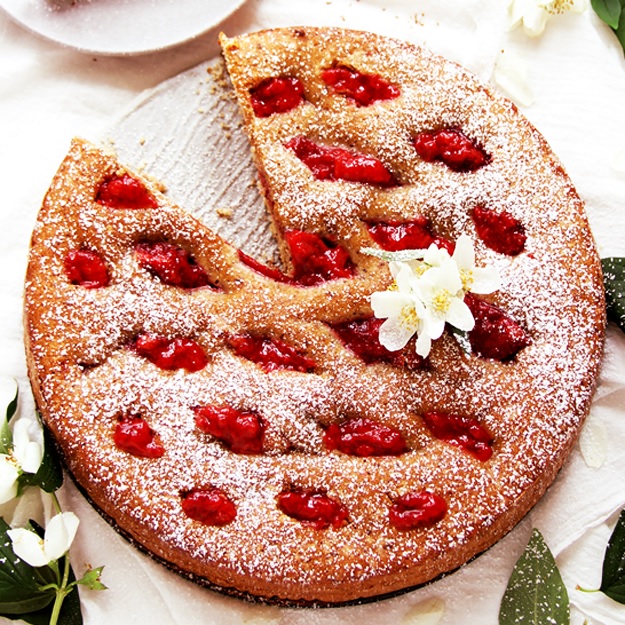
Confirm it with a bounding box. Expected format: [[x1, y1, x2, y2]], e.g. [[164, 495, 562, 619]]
[[7, 512, 80, 567], [371, 261, 437, 356], [0, 455, 20, 504], [509, 0, 588, 37], [0, 377, 44, 505], [367, 235, 501, 358]]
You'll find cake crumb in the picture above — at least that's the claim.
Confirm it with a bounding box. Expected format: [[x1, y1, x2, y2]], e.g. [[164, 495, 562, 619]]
[[216, 206, 233, 219]]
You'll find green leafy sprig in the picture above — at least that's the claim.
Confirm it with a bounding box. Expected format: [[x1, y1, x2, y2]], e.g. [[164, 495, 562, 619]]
[[578, 509, 625, 603], [0, 384, 106, 625], [592, 0, 625, 54], [603, 258, 625, 332], [499, 529, 570, 625], [500, 513, 625, 625]]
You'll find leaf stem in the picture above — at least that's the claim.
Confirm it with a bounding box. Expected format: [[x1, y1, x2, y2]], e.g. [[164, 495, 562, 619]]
[[49, 553, 72, 625], [47, 490, 74, 625]]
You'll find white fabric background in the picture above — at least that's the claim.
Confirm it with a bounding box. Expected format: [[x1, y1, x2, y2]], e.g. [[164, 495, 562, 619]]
[[1, 1, 624, 623]]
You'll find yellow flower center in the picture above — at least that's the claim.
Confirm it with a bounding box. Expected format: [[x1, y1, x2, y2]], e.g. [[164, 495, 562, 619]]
[[431, 289, 453, 315], [545, 0, 575, 14], [400, 306, 420, 330], [460, 268, 474, 292]]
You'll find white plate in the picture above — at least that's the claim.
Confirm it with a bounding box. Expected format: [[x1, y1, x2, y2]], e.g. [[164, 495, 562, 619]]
[[0, 0, 248, 55], [106, 56, 279, 262]]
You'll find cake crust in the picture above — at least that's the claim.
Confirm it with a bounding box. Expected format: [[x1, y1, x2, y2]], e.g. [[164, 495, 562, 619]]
[[24, 27, 605, 605]]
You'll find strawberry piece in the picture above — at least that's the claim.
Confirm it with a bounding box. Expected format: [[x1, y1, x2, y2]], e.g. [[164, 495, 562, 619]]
[[135, 241, 215, 289], [330, 316, 427, 369], [96, 173, 158, 209], [286, 136, 397, 187], [413, 128, 489, 172], [471, 206, 526, 256], [181, 488, 237, 526], [388, 490, 447, 530], [285, 230, 354, 286], [238, 250, 293, 283], [277, 489, 349, 529], [321, 65, 400, 106], [114, 414, 164, 458], [133, 334, 208, 372], [194, 405, 265, 454], [240, 233, 354, 287], [228, 333, 316, 373], [250, 76, 305, 117], [366, 218, 454, 254], [64, 249, 110, 289], [465, 293, 531, 361], [324, 417, 408, 457], [422, 411, 494, 461]]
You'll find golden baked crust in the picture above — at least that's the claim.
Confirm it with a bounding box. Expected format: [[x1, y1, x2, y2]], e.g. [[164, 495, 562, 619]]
[[24, 27, 605, 605]]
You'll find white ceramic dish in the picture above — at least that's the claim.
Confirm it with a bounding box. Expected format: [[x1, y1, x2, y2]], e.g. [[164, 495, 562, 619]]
[[0, 0, 247, 55]]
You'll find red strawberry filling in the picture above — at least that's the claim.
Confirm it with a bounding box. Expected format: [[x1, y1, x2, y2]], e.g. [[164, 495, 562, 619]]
[[240, 232, 354, 287], [277, 489, 349, 529], [422, 411, 494, 461], [366, 218, 454, 254], [113, 415, 164, 458], [471, 206, 526, 256], [194, 405, 265, 454], [228, 333, 316, 373], [324, 417, 408, 457], [330, 316, 427, 369], [133, 334, 208, 372], [181, 488, 237, 526], [135, 241, 216, 290], [285, 230, 354, 286], [250, 76, 305, 117], [96, 172, 158, 209], [413, 128, 489, 172], [388, 490, 447, 530], [321, 65, 400, 106], [464, 293, 531, 361], [286, 136, 397, 186], [238, 250, 293, 283], [64, 249, 110, 289]]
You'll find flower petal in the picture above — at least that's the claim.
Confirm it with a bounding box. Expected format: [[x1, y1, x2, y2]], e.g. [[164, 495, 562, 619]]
[[371, 290, 414, 319], [451, 234, 475, 270], [0, 455, 19, 505], [415, 331, 433, 358], [522, 4, 549, 36], [7, 527, 49, 567], [470, 267, 502, 294], [446, 298, 476, 332], [44, 512, 80, 562], [378, 317, 417, 352], [12, 418, 44, 474]]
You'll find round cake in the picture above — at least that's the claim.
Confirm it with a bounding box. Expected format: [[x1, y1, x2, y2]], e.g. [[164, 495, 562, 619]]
[[23, 27, 605, 605]]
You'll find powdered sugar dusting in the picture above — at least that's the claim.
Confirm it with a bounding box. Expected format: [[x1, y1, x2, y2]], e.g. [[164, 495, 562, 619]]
[[23, 27, 605, 605]]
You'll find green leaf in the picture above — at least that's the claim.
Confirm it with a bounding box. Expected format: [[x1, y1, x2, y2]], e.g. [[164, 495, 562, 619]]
[[615, 9, 625, 55], [600, 509, 625, 603], [0, 378, 18, 454], [499, 528, 570, 625], [0, 518, 55, 615], [77, 566, 107, 591], [13, 558, 84, 625], [20, 418, 63, 493], [591, 0, 622, 29], [602, 258, 625, 332]]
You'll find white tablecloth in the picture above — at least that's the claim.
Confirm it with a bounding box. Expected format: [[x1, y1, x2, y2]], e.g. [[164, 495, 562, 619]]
[[1, 1, 624, 624]]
